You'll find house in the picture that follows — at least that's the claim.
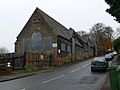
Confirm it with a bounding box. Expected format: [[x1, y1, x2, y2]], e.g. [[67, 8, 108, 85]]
[[15, 7, 94, 67]]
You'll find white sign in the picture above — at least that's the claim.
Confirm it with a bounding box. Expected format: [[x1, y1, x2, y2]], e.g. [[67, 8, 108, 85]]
[[40, 55, 44, 60], [52, 43, 57, 47], [58, 49, 61, 53]]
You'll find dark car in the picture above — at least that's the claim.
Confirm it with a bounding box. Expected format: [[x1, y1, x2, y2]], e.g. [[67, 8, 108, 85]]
[[91, 56, 109, 72]]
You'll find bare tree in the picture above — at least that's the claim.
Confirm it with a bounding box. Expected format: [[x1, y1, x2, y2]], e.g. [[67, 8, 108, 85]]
[[90, 23, 114, 55], [113, 27, 120, 39], [0, 47, 9, 54], [77, 30, 87, 36], [105, 26, 114, 38]]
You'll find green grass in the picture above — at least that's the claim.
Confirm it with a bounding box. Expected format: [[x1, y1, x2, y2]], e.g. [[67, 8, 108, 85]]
[[12, 66, 54, 74], [12, 69, 29, 74]]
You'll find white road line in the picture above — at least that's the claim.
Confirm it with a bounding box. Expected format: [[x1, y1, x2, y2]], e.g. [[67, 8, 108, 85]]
[[70, 68, 81, 73], [21, 88, 25, 90], [42, 74, 64, 84], [83, 63, 89, 67]]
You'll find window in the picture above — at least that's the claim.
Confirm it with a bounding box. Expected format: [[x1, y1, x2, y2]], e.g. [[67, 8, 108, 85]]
[[80, 49, 84, 55], [67, 45, 71, 52], [61, 43, 66, 51], [84, 44, 88, 51], [22, 38, 30, 51], [44, 37, 52, 49], [72, 38, 75, 53], [32, 31, 42, 50], [77, 46, 80, 53]]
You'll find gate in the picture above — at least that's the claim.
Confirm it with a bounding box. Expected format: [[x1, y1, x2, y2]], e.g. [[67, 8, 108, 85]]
[[25, 52, 52, 70]]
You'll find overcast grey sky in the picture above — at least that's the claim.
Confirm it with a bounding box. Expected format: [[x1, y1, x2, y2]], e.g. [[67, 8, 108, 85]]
[[0, 0, 119, 52]]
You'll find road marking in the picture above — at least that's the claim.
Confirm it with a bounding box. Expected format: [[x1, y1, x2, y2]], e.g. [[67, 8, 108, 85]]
[[42, 74, 64, 84], [21, 88, 25, 90], [83, 63, 89, 67], [70, 68, 81, 73]]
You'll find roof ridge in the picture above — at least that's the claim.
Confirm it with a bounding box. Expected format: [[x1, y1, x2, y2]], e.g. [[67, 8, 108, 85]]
[[36, 7, 70, 40], [36, 7, 68, 31]]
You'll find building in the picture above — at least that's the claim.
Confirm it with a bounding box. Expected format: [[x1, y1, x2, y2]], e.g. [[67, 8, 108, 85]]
[[15, 7, 94, 66]]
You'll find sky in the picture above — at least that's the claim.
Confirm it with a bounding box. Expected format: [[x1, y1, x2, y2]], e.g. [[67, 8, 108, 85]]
[[0, 0, 119, 52]]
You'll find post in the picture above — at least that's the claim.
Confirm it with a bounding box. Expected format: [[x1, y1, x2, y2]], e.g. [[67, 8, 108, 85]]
[[12, 55, 15, 70], [49, 53, 52, 67], [6, 62, 12, 73], [23, 51, 26, 69]]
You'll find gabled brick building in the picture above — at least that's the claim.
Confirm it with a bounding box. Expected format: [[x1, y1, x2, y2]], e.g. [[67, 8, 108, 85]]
[[15, 7, 94, 65]]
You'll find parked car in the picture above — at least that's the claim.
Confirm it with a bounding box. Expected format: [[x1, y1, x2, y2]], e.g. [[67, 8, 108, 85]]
[[105, 53, 113, 61], [113, 51, 117, 55], [91, 56, 109, 72]]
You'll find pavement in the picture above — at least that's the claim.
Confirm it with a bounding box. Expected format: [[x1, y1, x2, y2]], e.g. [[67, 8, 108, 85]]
[[0, 68, 54, 82], [0, 72, 38, 82], [100, 74, 110, 90]]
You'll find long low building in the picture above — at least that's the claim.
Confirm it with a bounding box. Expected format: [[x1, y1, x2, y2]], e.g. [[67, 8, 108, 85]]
[[15, 7, 95, 66]]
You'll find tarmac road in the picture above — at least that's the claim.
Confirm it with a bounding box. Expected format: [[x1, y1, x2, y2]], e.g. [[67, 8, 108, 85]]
[[0, 58, 108, 90]]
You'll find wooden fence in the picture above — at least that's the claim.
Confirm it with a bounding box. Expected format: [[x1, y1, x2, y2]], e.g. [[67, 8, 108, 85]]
[[0, 51, 71, 70], [0, 52, 52, 70], [0, 53, 25, 70], [25, 52, 52, 70]]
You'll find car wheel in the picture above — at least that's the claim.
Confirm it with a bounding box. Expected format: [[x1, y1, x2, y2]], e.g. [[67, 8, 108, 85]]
[[91, 68, 94, 72], [105, 68, 108, 72]]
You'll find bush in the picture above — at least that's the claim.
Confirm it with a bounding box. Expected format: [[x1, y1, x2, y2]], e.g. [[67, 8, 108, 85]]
[[0, 64, 6, 71]]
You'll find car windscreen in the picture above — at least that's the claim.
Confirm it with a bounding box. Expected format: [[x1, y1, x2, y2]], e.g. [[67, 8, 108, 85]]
[[93, 57, 105, 62]]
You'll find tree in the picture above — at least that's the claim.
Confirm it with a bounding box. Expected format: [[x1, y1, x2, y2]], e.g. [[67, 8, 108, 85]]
[[77, 30, 87, 36], [0, 47, 9, 54], [105, 26, 114, 38], [113, 37, 120, 52], [113, 27, 120, 39], [90, 23, 114, 54], [105, 0, 120, 23]]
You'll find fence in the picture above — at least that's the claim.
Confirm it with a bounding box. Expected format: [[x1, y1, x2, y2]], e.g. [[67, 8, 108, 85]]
[[0, 51, 72, 70], [0, 53, 25, 70], [0, 52, 52, 70], [25, 52, 52, 70]]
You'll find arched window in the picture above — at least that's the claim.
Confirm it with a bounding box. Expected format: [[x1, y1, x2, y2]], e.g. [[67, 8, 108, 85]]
[[22, 38, 30, 51], [32, 31, 42, 50]]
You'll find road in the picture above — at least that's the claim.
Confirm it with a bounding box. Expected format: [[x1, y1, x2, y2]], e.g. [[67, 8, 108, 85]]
[[0, 59, 107, 90]]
